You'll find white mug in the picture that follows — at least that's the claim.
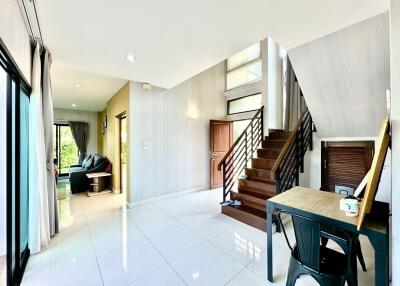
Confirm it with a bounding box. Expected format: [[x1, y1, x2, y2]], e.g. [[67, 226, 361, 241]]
[[340, 198, 359, 216]]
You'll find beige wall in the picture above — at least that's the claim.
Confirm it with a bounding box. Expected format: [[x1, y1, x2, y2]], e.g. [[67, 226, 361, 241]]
[[98, 82, 130, 198]]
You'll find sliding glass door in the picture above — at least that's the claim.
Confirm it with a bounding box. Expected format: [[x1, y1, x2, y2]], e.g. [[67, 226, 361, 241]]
[[53, 124, 78, 176], [1, 42, 31, 286]]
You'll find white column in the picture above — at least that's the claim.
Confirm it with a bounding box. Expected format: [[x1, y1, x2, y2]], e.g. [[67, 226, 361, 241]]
[[391, 0, 400, 284], [260, 38, 269, 136]]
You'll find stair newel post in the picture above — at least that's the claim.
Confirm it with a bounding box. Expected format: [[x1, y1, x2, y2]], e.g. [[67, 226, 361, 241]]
[[300, 122, 304, 173], [260, 107, 264, 140], [245, 131, 248, 163], [275, 169, 281, 195], [295, 133, 300, 186], [309, 117, 313, 151], [251, 121, 254, 156], [222, 161, 227, 203]]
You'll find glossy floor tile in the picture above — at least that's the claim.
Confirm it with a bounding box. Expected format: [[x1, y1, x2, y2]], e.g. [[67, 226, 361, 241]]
[[22, 184, 377, 286]]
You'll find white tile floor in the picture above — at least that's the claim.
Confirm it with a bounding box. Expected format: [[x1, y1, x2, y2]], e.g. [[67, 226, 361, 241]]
[[21, 188, 376, 286]]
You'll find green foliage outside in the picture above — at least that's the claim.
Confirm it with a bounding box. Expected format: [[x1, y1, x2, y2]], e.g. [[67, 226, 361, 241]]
[[121, 141, 128, 165], [58, 126, 78, 174]]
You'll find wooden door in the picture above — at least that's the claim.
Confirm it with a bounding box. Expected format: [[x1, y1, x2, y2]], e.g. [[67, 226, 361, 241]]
[[210, 120, 233, 189]]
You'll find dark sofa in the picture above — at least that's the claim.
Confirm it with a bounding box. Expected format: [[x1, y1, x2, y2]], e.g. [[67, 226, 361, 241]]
[[69, 154, 110, 194]]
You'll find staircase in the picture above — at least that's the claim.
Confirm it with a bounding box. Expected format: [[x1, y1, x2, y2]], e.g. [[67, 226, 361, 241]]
[[218, 107, 313, 231]]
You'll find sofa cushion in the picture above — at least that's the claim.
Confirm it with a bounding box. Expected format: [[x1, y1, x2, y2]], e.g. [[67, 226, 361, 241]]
[[83, 155, 94, 170], [69, 166, 84, 173], [93, 154, 106, 168], [81, 154, 92, 167]]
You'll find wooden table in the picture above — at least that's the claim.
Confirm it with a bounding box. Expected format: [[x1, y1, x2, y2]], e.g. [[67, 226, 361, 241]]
[[86, 172, 112, 196], [266, 187, 389, 286]]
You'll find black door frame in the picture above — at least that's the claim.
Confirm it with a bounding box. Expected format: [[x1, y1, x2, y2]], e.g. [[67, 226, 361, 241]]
[[116, 111, 127, 193], [1, 39, 31, 286]]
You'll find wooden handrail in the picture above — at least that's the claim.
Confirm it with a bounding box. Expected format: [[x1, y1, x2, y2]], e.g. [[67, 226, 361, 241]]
[[217, 106, 264, 171], [271, 108, 309, 176]]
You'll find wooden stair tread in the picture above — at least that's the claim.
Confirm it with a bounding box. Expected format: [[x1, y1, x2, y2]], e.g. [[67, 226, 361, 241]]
[[238, 185, 275, 198], [221, 205, 267, 231], [236, 189, 272, 200], [243, 177, 276, 184]]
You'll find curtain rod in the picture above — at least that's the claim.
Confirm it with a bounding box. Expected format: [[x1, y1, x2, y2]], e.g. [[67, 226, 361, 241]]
[[21, 0, 45, 47]]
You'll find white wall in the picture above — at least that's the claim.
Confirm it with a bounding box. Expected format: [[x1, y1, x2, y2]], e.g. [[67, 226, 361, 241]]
[[129, 62, 226, 203], [267, 38, 285, 130], [289, 13, 390, 137], [390, 0, 400, 283], [0, 0, 31, 82], [53, 108, 98, 155]]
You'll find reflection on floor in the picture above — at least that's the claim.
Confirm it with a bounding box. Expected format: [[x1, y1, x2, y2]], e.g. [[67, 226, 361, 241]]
[[21, 185, 376, 286], [0, 255, 5, 286]]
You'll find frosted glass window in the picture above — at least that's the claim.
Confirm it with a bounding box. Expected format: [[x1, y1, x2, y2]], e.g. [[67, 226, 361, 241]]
[[227, 43, 261, 71], [226, 42, 262, 90], [228, 93, 262, 115], [226, 60, 261, 90]]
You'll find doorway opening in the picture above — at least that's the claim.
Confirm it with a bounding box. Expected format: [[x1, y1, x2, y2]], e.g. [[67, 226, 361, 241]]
[[53, 124, 78, 177], [117, 112, 127, 194]]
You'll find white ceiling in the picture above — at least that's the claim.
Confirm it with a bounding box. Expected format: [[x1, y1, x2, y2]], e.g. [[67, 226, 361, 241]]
[[51, 63, 126, 111], [35, 0, 389, 111]]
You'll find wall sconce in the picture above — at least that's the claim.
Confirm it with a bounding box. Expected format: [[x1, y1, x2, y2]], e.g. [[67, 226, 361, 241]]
[[102, 115, 107, 134], [187, 103, 199, 120]]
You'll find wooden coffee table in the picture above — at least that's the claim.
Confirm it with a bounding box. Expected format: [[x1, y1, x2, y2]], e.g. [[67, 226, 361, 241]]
[[86, 172, 112, 197]]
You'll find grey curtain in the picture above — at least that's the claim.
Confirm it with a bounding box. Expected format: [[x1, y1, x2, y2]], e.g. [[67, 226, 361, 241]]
[[42, 50, 59, 236], [69, 121, 89, 163], [283, 57, 306, 131]]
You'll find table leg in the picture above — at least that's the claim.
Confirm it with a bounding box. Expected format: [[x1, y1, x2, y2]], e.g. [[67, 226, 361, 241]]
[[267, 204, 274, 282], [368, 231, 389, 286]]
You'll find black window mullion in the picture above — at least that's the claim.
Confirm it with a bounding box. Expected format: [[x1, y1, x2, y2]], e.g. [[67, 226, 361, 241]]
[[15, 79, 21, 281], [6, 73, 12, 286]]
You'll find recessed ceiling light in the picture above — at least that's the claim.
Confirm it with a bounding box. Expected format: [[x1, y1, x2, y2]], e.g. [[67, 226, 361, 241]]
[[125, 54, 136, 63], [73, 83, 81, 87], [72, 104, 77, 107]]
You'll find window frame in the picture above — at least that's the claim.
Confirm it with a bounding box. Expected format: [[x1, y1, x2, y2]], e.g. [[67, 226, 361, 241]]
[[226, 92, 262, 115], [1, 38, 31, 286]]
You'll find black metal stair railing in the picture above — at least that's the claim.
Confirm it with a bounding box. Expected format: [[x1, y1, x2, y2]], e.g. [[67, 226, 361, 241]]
[[217, 106, 264, 202], [271, 108, 313, 194]]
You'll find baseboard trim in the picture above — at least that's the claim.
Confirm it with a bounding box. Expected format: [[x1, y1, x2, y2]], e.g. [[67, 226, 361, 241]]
[[125, 185, 209, 209]]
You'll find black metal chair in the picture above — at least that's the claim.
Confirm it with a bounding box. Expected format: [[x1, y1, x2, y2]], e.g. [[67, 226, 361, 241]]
[[321, 227, 367, 272], [277, 211, 357, 286]]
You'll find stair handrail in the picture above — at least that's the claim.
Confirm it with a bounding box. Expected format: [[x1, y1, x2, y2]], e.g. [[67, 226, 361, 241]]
[[270, 109, 309, 176], [271, 107, 313, 194], [218, 106, 264, 202]]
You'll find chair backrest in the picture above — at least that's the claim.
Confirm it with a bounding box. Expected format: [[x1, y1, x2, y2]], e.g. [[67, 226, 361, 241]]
[[291, 215, 321, 271], [277, 210, 353, 274]]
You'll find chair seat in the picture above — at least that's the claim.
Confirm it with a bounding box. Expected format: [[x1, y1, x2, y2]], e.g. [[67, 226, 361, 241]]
[[293, 245, 347, 276], [319, 246, 347, 275]]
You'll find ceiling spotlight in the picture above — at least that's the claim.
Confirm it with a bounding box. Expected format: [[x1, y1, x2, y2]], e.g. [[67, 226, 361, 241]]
[[73, 83, 81, 88], [125, 54, 136, 63], [72, 104, 77, 107]]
